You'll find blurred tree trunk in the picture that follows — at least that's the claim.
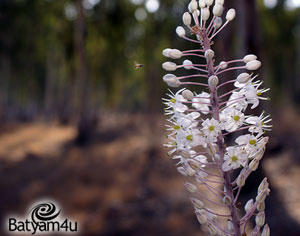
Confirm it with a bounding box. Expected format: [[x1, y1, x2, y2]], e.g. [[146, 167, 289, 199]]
[[74, 0, 95, 144]]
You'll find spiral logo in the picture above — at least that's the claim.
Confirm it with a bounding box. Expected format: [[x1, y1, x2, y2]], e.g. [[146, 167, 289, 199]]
[[30, 202, 61, 223]]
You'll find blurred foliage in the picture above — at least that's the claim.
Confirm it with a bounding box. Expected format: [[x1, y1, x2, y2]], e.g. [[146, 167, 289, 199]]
[[0, 0, 299, 122]]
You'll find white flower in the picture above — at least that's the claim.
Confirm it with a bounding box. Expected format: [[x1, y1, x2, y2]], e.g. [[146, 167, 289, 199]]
[[227, 91, 247, 111], [245, 113, 272, 133], [242, 82, 269, 109], [222, 146, 248, 171], [163, 89, 188, 114], [202, 118, 220, 143], [220, 107, 245, 132], [192, 92, 210, 114]]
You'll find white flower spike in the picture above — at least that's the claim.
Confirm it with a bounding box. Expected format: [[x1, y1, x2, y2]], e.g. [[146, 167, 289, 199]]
[[162, 0, 271, 235]]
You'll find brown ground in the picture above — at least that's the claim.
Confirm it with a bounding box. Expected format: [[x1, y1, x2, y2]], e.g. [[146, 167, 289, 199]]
[[0, 110, 299, 236]]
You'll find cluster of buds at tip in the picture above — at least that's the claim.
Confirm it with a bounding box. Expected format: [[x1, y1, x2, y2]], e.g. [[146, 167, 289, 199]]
[[162, 0, 272, 235]]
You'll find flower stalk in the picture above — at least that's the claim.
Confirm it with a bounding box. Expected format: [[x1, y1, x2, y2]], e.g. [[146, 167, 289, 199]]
[[162, 1, 272, 235]]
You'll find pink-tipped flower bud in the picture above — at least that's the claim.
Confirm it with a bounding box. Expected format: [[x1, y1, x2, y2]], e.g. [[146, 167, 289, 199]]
[[162, 48, 172, 57], [202, 8, 210, 21], [191, 198, 204, 209], [243, 54, 257, 63], [182, 89, 194, 100], [237, 72, 251, 83], [188, 0, 198, 13], [162, 62, 177, 71], [169, 49, 182, 59], [255, 211, 265, 227], [163, 74, 181, 87], [226, 8, 236, 21], [213, 3, 223, 16], [262, 224, 270, 236], [184, 182, 198, 193], [244, 199, 254, 212], [205, 49, 214, 60], [199, 0, 206, 8], [214, 17, 222, 29], [176, 26, 186, 38], [208, 75, 219, 87], [177, 149, 190, 158], [246, 60, 261, 70], [183, 12, 192, 26], [183, 59, 193, 70]]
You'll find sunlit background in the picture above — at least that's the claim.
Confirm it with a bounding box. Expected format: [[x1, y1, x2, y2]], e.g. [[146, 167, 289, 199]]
[[0, 0, 300, 235]]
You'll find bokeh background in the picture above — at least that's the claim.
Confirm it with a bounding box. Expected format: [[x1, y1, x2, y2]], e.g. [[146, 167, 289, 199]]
[[0, 0, 300, 235]]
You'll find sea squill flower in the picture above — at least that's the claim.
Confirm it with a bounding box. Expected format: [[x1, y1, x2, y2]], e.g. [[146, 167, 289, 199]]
[[162, 1, 271, 235]]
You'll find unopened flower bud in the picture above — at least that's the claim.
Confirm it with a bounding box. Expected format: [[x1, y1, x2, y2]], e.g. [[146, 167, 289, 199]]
[[163, 74, 181, 87], [256, 189, 269, 203], [202, 8, 210, 21], [183, 59, 193, 70], [258, 178, 269, 193], [188, 0, 198, 13], [162, 62, 177, 71], [257, 201, 265, 212], [262, 224, 270, 236], [237, 172, 246, 187], [162, 48, 172, 57], [184, 182, 198, 193], [213, 3, 223, 16], [216, 0, 224, 5], [195, 209, 207, 224], [169, 49, 182, 59], [182, 89, 194, 100], [226, 9, 236, 21], [205, 49, 214, 60], [184, 163, 196, 176], [227, 220, 234, 232], [249, 157, 260, 171], [191, 198, 204, 209], [219, 61, 228, 69], [255, 211, 265, 227], [244, 199, 254, 212], [243, 54, 257, 63], [199, 0, 206, 8], [177, 166, 188, 176], [214, 17, 222, 29], [237, 72, 250, 83], [207, 223, 218, 235], [246, 60, 261, 70], [183, 12, 192, 26], [208, 75, 219, 87], [177, 149, 190, 158], [223, 195, 232, 205], [176, 26, 186, 38], [205, 0, 213, 6]]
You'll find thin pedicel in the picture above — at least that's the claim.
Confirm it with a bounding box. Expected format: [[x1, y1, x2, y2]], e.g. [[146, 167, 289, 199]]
[[162, 0, 271, 235]]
